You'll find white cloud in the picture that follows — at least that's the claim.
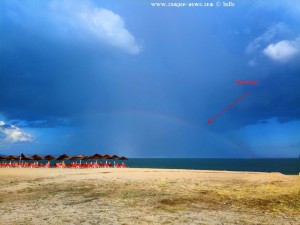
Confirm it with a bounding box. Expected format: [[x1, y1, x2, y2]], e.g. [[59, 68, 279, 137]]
[[263, 38, 300, 63], [79, 8, 140, 54], [49, 0, 141, 54], [246, 22, 290, 54], [245, 22, 300, 64], [0, 122, 33, 143]]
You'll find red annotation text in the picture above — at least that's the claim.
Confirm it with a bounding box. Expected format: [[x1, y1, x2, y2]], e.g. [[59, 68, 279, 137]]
[[236, 80, 258, 85]]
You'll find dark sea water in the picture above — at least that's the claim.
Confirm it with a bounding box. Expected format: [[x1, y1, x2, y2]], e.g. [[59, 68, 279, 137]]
[[125, 158, 300, 175]]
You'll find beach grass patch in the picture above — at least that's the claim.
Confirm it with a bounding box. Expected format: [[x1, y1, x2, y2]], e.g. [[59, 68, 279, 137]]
[[155, 197, 192, 212]]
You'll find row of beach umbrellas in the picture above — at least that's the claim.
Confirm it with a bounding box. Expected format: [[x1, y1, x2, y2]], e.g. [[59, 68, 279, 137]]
[[0, 153, 128, 161]]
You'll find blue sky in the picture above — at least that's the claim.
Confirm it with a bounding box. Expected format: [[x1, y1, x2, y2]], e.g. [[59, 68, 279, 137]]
[[0, 0, 300, 157]]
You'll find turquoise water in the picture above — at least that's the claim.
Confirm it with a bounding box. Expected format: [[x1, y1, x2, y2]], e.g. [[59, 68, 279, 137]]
[[125, 158, 300, 175]]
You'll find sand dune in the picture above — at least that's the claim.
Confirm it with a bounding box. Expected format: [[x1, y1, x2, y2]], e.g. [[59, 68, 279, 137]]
[[0, 168, 299, 225]]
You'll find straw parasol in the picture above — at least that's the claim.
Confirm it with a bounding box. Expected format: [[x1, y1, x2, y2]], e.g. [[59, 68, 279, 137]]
[[69, 154, 85, 160], [90, 153, 103, 159], [7, 155, 19, 160], [5, 155, 18, 165], [21, 153, 32, 160], [119, 156, 128, 161], [110, 155, 120, 165], [102, 154, 112, 165], [89, 153, 103, 163], [111, 155, 120, 159], [0, 155, 7, 160], [103, 154, 111, 159], [70, 154, 85, 164], [82, 155, 90, 160], [32, 154, 43, 160], [56, 154, 70, 161], [44, 154, 55, 160]]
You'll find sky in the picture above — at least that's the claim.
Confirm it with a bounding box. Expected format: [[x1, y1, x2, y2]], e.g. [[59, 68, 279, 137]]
[[0, 0, 300, 157]]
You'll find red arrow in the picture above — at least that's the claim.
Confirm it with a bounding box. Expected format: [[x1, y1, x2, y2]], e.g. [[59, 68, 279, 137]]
[[208, 92, 249, 124]]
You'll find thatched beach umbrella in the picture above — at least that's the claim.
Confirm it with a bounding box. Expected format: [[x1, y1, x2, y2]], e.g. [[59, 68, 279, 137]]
[[6, 155, 19, 163], [21, 153, 32, 160], [90, 153, 103, 159], [82, 155, 90, 160], [103, 154, 111, 159], [0, 155, 7, 160], [70, 154, 85, 160], [103, 154, 110, 158], [103, 154, 111, 161], [89, 153, 103, 163], [103, 154, 112, 165], [32, 154, 43, 160], [119, 156, 128, 161], [6, 155, 19, 164], [0, 155, 7, 164], [110, 155, 120, 165], [119, 156, 128, 167], [43, 154, 55, 167], [44, 154, 55, 161], [56, 154, 70, 161], [70, 154, 85, 164], [6, 155, 19, 160]]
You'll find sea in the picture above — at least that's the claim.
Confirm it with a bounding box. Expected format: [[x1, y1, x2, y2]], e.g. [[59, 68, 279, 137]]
[[125, 158, 300, 175], [3, 156, 299, 175]]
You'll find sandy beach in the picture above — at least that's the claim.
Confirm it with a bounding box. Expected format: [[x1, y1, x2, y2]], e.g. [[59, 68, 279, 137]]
[[0, 168, 299, 225]]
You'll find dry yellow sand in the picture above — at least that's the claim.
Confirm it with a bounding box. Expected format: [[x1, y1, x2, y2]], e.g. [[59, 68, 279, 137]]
[[0, 168, 299, 225]]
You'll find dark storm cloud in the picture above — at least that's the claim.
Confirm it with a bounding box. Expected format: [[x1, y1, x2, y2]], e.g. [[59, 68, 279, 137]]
[[0, 0, 142, 125], [1, 0, 299, 131]]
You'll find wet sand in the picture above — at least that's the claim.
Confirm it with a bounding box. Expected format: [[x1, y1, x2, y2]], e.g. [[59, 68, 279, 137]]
[[0, 168, 299, 225]]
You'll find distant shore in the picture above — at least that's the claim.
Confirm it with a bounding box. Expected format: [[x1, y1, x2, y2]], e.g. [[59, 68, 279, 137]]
[[0, 168, 299, 224]]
